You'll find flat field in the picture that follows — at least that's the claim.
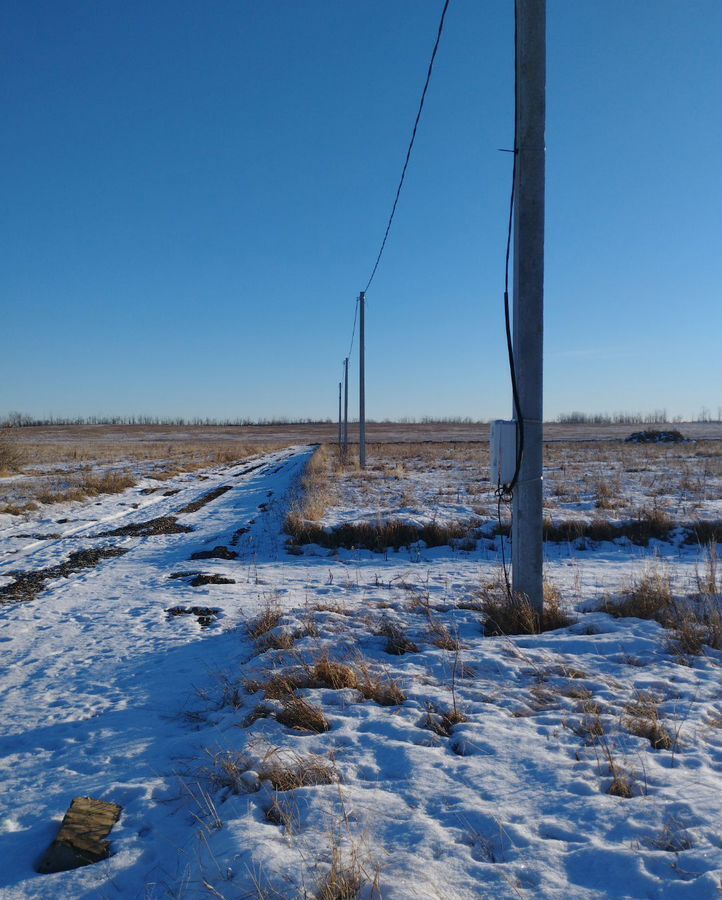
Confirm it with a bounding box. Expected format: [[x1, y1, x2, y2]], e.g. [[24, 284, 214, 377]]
[[0, 430, 720, 899]]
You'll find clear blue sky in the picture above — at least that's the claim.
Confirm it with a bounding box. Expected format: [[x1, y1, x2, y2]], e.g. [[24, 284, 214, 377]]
[[2, 0, 721, 421]]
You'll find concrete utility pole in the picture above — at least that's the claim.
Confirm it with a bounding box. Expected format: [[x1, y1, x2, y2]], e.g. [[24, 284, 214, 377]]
[[338, 381, 342, 448], [359, 292, 366, 468], [343, 357, 349, 456], [511, 0, 545, 615]]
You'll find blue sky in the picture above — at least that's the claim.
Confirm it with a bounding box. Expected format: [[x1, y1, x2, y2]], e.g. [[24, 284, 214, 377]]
[[2, 0, 720, 422]]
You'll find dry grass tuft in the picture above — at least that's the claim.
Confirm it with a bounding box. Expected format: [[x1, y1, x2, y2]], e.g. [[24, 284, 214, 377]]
[[608, 773, 633, 799], [623, 692, 674, 750], [312, 653, 360, 690], [482, 582, 573, 635], [423, 705, 469, 738], [255, 630, 296, 653], [276, 695, 331, 733], [245, 671, 311, 701], [605, 565, 721, 654], [428, 620, 462, 651], [315, 846, 364, 900], [247, 602, 284, 640], [377, 619, 419, 655], [605, 569, 674, 623], [356, 662, 406, 706], [258, 752, 337, 792], [208, 750, 256, 794]]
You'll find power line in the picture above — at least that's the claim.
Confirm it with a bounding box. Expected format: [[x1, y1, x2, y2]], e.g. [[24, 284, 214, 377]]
[[347, 295, 359, 359], [363, 0, 452, 294]]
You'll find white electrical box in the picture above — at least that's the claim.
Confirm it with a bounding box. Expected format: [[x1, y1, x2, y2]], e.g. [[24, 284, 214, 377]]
[[490, 419, 517, 488]]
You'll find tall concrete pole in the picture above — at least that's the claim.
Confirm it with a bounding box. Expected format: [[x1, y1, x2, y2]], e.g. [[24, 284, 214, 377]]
[[343, 357, 349, 456], [338, 381, 342, 448], [359, 292, 366, 468], [511, 0, 545, 615]]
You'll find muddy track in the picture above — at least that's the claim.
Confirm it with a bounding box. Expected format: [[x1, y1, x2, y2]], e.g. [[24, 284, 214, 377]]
[[0, 547, 128, 606], [177, 485, 233, 514], [100, 516, 194, 537]]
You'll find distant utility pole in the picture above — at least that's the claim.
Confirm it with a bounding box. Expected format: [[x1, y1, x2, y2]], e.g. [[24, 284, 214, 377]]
[[512, 0, 546, 614], [338, 381, 342, 448], [359, 292, 366, 468], [343, 357, 349, 456]]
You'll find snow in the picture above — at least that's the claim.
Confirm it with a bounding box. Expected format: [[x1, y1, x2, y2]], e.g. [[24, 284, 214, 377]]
[[0, 443, 720, 898]]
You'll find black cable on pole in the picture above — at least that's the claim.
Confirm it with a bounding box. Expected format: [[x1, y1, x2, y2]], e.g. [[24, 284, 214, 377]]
[[501, 0, 524, 499], [363, 0, 451, 294], [496, 0, 523, 600], [347, 296, 359, 359]]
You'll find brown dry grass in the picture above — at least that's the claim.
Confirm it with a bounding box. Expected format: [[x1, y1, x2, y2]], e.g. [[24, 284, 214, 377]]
[[312, 654, 360, 690], [276, 695, 330, 733], [35, 470, 137, 504], [623, 692, 674, 750], [0, 435, 285, 513], [258, 752, 337, 792], [315, 846, 365, 900], [605, 569, 674, 623], [604, 565, 722, 654], [376, 619, 419, 655], [246, 602, 284, 640], [288, 517, 475, 552], [481, 580, 573, 635], [0, 435, 25, 474]]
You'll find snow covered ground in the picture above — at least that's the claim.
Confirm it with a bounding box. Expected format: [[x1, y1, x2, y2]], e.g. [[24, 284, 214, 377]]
[[0, 441, 721, 899]]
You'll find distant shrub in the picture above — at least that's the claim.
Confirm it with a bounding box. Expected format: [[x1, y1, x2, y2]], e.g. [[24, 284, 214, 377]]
[[625, 430, 686, 444]]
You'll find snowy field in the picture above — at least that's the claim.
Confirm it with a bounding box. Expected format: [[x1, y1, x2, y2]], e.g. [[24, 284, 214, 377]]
[[1, 437, 721, 899]]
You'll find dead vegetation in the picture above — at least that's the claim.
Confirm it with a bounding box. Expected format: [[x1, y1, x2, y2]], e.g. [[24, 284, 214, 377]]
[[209, 749, 337, 794], [258, 753, 337, 792], [481, 579, 573, 635], [315, 845, 366, 900], [288, 518, 476, 552], [603, 562, 722, 654], [245, 653, 406, 708], [34, 470, 137, 505], [376, 619, 419, 655], [246, 601, 284, 640], [0, 435, 26, 474], [0, 432, 286, 514], [275, 695, 330, 733], [623, 692, 674, 751]]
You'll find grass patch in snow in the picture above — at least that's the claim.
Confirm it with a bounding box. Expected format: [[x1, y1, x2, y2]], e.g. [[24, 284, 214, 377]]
[[288, 518, 474, 553], [623, 692, 674, 751], [481, 580, 573, 635], [603, 564, 722, 654]]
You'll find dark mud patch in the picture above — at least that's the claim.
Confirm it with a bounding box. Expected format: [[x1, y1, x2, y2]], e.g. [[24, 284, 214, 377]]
[[15, 533, 62, 540], [178, 485, 232, 514], [190, 545, 237, 561], [101, 516, 193, 537], [0, 546, 128, 605], [168, 571, 235, 587], [230, 526, 249, 546], [189, 573, 235, 587], [166, 605, 220, 626], [233, 461, 267, 478], [163, 489, 180, 496]]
